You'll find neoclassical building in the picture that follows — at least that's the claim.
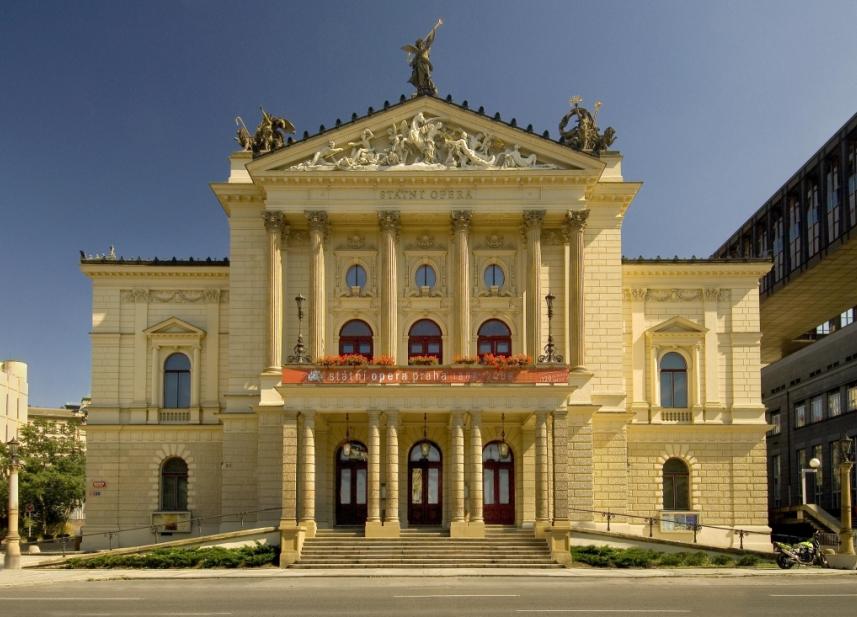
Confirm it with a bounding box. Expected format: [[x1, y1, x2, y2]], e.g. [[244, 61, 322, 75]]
[[81, 95, 772, 561]]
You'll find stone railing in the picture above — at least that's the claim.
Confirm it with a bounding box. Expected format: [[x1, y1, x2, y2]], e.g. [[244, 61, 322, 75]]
[[159, 409, 191, 424], [658, 409, 693, 424]]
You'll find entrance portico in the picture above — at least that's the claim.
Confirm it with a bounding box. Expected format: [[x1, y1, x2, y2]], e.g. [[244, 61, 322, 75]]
[[276, 377, 588, 542]]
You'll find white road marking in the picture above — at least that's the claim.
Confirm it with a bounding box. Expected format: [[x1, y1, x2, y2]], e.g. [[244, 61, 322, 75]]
[[770, 594, 857, 597], [394, 593, 521, 598], [0, 598, 144, 601], [516, 611, 691, 614], [77, 614, 231, 617]]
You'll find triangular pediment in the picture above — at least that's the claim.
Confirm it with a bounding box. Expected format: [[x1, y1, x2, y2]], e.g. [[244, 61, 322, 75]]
[[246, 96, 606, 177], [649, 316, 707, 334], [144, 317, 206, 337]]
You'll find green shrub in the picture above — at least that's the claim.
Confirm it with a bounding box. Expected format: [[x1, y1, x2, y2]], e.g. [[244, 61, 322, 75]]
[[65, 542, 277, 569], [683, 551, 709, 566], [735, 554, 760, 567], [710, 553, 734, 566], [656, 552, 685, 566]]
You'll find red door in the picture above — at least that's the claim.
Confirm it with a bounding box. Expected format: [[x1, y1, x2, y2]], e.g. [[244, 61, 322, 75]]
[[408, 441, 442, 525], [483, 441, 515, 525], [335, 442, 368, 525]]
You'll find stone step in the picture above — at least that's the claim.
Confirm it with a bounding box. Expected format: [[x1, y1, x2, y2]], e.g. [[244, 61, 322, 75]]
[[292, 563, 564, 569]]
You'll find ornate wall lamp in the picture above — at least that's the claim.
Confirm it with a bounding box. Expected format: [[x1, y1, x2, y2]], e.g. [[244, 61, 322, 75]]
[[538, 291, 563, 364], [342, 413, 352, 457], [498, 413, 510, 458], [420, 413, 431, 459], [288, 294, 311, 364]]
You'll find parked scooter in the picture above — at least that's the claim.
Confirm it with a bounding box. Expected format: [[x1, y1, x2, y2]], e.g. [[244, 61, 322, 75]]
[[773, 531, 829, 569]]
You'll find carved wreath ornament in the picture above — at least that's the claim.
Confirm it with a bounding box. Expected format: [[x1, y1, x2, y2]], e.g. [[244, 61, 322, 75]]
[[289, 113, 558, 172]]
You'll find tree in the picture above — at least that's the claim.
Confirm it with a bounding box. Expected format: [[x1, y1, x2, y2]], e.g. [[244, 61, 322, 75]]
[[1, 419, 85, 538]]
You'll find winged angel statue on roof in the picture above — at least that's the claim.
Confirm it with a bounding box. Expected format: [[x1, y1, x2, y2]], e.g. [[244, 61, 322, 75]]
[[402, 19, 443, 96]]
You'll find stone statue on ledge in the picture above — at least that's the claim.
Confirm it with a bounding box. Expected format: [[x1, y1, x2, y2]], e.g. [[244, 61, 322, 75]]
[[235, 108, 296, 154], [402, 18, 443, 96], [558, 96, 616, 154]]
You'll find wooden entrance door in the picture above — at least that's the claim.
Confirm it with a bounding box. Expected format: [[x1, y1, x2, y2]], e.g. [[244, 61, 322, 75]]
[[335, 441, 368, 525], [483, 441, 515, 524], [408, 441, 442, 525]]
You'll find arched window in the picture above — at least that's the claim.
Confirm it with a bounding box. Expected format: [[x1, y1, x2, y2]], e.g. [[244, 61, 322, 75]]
[[659, 352, 688, 408], [161, 457, 188, 511], [415, 264, 437, 288], [408, 319, 442, 363], [345, 264, 367, 289], [339, 320, 373, 358], [662, 458, 690, 511], [477, 319, 512, 358], [483, 264, 505, 288], [163, 353, 191, 409]]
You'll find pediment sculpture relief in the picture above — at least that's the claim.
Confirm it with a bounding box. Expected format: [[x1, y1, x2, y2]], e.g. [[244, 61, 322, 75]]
[[289, 113, 558, 172]]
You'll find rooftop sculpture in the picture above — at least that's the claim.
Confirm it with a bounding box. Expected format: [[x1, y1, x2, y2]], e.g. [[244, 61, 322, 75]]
[[402, 19, 443, 96], [558, 96, 616, 154], [235, 107, 296, 154]]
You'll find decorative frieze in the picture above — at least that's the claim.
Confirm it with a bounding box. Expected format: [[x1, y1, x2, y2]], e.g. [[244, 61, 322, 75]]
[[120, 289, 228, 304]]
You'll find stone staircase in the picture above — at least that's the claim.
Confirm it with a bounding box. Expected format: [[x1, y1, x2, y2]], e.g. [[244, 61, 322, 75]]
[[292, 525, 562, 569]]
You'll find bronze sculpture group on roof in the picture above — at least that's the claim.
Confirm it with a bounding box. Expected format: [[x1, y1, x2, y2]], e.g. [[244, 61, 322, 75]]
[[232, 21, 617, 158]]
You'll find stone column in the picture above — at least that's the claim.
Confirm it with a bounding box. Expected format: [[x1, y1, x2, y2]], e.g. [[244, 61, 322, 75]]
[[840, 459, 855, 555], [299, 410, 316, 537], [279, 412, 301, 566], [305, 211, 328, 361], [385, 411, 401, 534], [452, 211, 472, 358], [524, 210, 545, 360], [450, 411, 466, 535], [469, 410, 485, 535], [535, 410, 550, 535], [264, 211, 285, 370], [552, 409, 569, 524], [365, 411, 382, 535], [378, 211, 400, 360], [566, 209, 589, 371]]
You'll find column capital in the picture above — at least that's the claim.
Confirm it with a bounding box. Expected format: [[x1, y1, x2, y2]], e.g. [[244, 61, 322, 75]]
[[281, 223, 291, 244], [304, 210, 329, 233], [367, 410, 381, 422], [450, 410, 465, 427], [451, 210, 472, 232], [565, 208, 590, 233], [469, 409, 482, 424], [523, 209, 546, 231], [263, 210, 285, 232], [378, 210, 401, 233], [385, 410, 400, 427], [301, 409, 316, 423]]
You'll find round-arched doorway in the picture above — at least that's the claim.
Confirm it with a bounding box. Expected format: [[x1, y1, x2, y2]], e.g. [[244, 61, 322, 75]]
[[483, 441, 515, 524], [335, 441, 368, 525], [408, 440, 442, 525]]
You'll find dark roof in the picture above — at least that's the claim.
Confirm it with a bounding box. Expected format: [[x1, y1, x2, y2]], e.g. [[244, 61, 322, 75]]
[[80, 254, 229, 266], [622, 256, 771, 264], [252, 93, 607, 161]]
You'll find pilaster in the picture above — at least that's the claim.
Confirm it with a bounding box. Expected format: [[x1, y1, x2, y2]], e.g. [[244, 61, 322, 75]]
[[264, 211, 285, 370], [524, 210, 545, 360], [378, 211, 400, 360], [534, 409, 550, 535], [305, 210, 328, 361], [452, 210, 472, 358], [566, 208, 589, 371]]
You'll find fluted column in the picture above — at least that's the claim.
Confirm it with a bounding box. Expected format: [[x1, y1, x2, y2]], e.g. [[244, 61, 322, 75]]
[[452, 210, 472, 358], [385, 411, 400, 527], [535, 410, 549, 530], [551, 409, 569, 524], [524, 210, 545, 360], [469, 410, 484, 525], [299, 410, 316, 537], [305, 211, 328, 361], [264, 211, 285, 370], [566, 209, 588, 371], [367, 411, 381, 523], [378, 211, 400, 360], [451, 412, 466, 522]]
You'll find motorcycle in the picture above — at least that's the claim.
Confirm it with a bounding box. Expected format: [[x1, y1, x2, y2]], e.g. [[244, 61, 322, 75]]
[[773, 531, 830, 569]]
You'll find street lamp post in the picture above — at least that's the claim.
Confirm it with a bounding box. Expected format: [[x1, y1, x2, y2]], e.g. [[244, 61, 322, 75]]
[[4, 438, 21, 570], [837, 436, 854, 555], [287, 294, 311, 364], [801, 457, 821, 505], [538, 291, 563, 364]]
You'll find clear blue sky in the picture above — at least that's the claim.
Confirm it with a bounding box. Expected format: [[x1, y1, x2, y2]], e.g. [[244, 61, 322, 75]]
[[2, 1, 856, 406]]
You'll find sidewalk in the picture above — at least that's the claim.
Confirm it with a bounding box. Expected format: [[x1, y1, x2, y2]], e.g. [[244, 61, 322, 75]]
[[2, 566, 856, 587]]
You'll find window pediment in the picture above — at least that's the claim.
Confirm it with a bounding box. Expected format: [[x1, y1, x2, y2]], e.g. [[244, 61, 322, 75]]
[[145, 317, 205, 347]]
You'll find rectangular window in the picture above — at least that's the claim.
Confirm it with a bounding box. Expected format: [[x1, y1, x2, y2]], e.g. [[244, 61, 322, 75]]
[[826, 159, 842, 240], [848, 142, 857, 226], [483, 469, 494, 505], [842, 308, 855, 327], [772, 211, 785, 281], [829, 391, 842, 417], [771, 454, 781, 508], [816, 321, 832, 336], [849, 384, 857, 411], [807, 182, 821, 256], [788, 197, 802, 269], [794, 402, 806, 428], [355, 468, 367, 505], [768, 410, 782, 435], [813, 444, 824, 504], [810, 395, 824, 423]]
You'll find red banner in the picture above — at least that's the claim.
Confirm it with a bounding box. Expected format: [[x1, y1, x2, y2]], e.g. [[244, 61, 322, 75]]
[[282, 366, 569, 385]]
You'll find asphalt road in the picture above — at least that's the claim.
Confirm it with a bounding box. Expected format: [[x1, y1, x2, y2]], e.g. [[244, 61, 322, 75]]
[[1, 575, 856, 617]]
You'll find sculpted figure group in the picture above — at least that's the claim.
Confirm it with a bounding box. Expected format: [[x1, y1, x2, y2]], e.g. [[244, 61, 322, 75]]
[[235, 108, 296, 154], [558, 96, 616, 153], [290, 112, 556, 171]]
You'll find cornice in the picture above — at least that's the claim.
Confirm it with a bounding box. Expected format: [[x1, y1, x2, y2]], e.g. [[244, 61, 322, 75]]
[[81, 264, 229, 279], [622, 261, 772, 279], [250, 170, 603, 188]]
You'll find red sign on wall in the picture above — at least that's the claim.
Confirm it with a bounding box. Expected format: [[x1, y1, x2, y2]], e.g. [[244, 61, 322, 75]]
[[281, 366, 569, 385]]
